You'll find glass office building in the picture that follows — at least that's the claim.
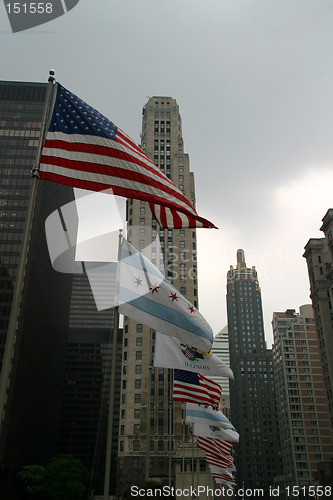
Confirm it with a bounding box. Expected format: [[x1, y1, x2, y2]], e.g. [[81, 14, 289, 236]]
[[0, 81, 74, 495]]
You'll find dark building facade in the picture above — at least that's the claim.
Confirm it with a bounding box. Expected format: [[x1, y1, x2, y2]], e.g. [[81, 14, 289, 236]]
[[227, 249, 282, 491], [0, 81, 74, 494], [58, 271, 122, 496]]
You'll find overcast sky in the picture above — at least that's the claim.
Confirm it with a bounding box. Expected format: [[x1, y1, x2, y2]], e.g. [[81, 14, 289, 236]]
[[1, 0, 333, 346]]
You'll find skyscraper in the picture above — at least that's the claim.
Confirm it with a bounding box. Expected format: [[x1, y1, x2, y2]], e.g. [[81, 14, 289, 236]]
[[117, 96, 200, 495], [0, 80, 74, 495], [303, 209, 333, 436], [211, 326, 231, 419], [227, 249, 282, 489], [272, 305, 333, 492]]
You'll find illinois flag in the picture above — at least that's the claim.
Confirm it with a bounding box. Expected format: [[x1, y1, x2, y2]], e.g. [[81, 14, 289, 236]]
[[185, 403, 235, 430], [173, 369, 221, 409], [117, 238, 214, 352], [40, 83, 216, 229], [154, 333, 233, 379], [192, 422, 239, 443]]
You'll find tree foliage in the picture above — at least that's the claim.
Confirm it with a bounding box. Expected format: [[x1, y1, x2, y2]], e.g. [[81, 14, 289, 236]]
[[18, 454, 89, 500]]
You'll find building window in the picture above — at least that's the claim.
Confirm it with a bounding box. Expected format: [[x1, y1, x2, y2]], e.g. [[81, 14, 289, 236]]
[[135, 365, 142, 374], [134, 424, 140, 434], [140, 207, 145, 214], [136, 351, 142, 360], [140, 218, 145, 225], [135, 394, 141, 404], [135, 379, 141, 389], [134, 409, 140, 419], [136, 324, 143, 333], [133, 440, 140, 451], [136, 337, 142, 346]]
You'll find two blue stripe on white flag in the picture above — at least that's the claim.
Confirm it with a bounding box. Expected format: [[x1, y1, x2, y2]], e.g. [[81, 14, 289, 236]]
[[117, 238, 213, 352]]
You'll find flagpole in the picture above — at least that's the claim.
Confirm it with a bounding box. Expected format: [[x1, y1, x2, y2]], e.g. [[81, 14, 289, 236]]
[[181, 405, 185, 494], [145, 329, 152, 480], [104, 230, 122, 500], [0, 71, 56, 444]]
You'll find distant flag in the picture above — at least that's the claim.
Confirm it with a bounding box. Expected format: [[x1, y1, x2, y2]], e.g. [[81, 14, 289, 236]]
[[154, 333, 233, 378], [197, 436, 233, 458], [173, 369, 221, 409], [186, 403, 235, 430], [40, 83, 217, 229], [117, 238, 214, 352], [192, 422, 239, 443]]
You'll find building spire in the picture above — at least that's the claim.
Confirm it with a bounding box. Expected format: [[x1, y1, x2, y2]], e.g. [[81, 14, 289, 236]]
[[236, 249, 246, 269]]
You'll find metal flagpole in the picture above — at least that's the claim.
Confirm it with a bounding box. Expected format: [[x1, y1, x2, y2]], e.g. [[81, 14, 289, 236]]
[[168, 368, 173, 487], [0, 70, 57, 442], [145, 329, 152, 480], [104, 230, 123, 500]]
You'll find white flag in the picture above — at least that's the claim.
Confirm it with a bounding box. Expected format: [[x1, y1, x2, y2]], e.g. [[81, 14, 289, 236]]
[[154, 332, 233, 378], [192, 422, 239, 443]]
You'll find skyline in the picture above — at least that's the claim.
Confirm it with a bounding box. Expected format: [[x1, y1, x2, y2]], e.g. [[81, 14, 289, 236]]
[[1, 0, 333, 346]]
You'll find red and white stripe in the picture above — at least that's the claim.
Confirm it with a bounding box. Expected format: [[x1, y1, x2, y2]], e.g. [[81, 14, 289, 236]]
[[197, 436, 233, 457], [205, 453, 234, 469]]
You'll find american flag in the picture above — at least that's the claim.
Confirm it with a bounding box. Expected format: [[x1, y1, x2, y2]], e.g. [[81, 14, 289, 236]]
[[209, 465, 236, 486], [40, 83, 217, 229], [197, 436, 233, 458], [173, 369, 221, 409], [205, 452, 234, 469]]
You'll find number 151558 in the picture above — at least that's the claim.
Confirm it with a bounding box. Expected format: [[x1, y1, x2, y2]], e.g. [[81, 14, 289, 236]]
[[6, 3, 53, 14]]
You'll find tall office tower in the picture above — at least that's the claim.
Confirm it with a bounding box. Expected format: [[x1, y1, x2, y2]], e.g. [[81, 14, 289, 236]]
[[0, 81, 74, 495], [303, 209, 333, 435], [117, 97, 199, 495], [272, 305, 333, 492], [211, 326, 231, 419], [58, 271, 122, 495], [227, 249, 282, 490]]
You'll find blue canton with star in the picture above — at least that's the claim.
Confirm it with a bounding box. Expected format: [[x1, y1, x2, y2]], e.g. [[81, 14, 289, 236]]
[[49, 83, 118, 139]]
